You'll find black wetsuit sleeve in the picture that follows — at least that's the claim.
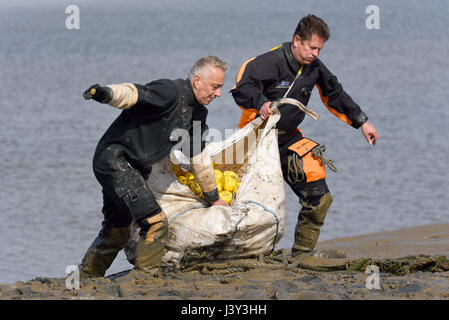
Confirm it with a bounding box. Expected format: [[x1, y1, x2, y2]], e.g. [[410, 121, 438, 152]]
[[315, 60, 368, 129], [132, 79, 178, 116]]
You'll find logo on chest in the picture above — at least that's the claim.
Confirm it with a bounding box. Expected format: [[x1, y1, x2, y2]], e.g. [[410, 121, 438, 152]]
[[275, 80, 291, 88]]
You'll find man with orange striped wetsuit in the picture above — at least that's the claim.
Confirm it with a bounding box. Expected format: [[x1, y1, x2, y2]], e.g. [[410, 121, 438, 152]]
[[231, 15, 378, 258]]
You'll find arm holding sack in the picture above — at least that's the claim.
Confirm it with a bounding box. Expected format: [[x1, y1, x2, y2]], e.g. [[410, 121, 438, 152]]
[[190, 149, 228, 206]]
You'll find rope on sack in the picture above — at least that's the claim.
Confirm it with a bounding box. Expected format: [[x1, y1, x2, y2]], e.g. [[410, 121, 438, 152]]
[[287, 145, 338, 185], [272, 98, 320, 120], [168, 205, 209, 225], [181, 253, 449, 276], [181, 249, 347, 275]]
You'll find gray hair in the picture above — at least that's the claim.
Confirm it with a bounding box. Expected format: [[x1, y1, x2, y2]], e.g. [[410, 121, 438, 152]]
[[188, 55, 229, 80]]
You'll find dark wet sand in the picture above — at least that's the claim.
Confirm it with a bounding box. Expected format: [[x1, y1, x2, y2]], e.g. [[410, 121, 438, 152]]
[[1, 223, 448, 300], [316, 223, 449, 259]]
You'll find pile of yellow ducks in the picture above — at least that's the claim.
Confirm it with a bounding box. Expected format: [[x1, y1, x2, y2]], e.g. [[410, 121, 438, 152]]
[[171, 163, 240, 205]]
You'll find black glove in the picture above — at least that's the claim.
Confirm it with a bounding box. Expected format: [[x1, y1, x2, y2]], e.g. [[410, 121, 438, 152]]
[[83, 84, 113, 103]]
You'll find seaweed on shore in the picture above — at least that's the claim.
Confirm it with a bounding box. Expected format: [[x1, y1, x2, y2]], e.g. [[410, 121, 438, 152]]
[[348, 255, 449, 275]]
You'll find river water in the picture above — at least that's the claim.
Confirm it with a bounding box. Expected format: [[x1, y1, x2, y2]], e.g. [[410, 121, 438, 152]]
[[0, 0, 448, 284]]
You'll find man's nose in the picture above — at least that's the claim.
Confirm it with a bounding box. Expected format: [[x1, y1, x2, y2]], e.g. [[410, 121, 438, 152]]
[[215, 88, 222, 97], [312, 49, 319, 57]]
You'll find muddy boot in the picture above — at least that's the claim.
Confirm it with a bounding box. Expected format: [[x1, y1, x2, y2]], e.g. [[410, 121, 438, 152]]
[[310, 249, 347, 259], [78, 224, 131, 280], [291, 192, 333, 258], [134, 211, 168, 273]]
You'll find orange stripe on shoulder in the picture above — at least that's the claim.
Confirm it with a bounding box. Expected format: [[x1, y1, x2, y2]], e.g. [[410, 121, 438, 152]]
[[232, 57, 256, 90], [234, 45, 281, 128], [233, 57, 259, 128], [315, 84, 352, 126]]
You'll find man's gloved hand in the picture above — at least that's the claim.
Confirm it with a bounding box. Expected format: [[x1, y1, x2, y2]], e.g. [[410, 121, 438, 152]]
[[83, 84, 113, 103]]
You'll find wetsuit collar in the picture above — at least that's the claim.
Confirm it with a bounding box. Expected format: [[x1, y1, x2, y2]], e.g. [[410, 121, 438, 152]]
[[183, 78, 203, 108], [281, 42, 302, 75]]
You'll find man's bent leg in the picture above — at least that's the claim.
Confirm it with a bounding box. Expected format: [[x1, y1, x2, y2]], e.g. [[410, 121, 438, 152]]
[[290, 180, 333, 257], [134, 210, 168, 272], [279, 135, 334, 258], [93, 145, 168, 273], [79, 192, 132, 280]]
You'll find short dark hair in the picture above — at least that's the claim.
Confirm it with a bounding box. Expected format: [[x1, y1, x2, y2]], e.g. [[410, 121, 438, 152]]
[[293, 14, 330, 41]]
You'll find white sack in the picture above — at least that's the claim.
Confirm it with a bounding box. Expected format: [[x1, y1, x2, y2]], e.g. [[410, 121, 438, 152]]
[[125, 109, 286, 270]]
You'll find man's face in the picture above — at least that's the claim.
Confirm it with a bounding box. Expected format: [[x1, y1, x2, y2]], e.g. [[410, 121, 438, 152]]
[[192, 66, 225, 105], [291, 33, 325, 65]]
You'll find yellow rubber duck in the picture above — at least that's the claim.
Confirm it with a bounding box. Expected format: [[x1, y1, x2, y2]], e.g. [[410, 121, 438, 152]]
[[184, 171, 195, 181], [171, 163, 184, 177], [233, 182, 241, 193], [219, 191, 233, 205], [223, 170, 239, 180], [188, 180, 202, 196], [177, 175, 188, 185], [223, 175, 237, 192]]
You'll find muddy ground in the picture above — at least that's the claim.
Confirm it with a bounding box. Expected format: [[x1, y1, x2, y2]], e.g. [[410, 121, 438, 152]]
[[1, 224, 449, 300]]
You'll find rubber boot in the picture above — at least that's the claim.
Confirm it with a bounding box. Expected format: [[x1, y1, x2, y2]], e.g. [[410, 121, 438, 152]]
[[291, 192, 333, 258], [78, 224, 131, 280], [134, 211, 168, 273]]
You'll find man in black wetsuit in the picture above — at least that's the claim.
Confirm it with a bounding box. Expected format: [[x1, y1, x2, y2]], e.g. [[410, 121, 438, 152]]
[[79, 56, 229, 278], [231, 15, 378, 258]]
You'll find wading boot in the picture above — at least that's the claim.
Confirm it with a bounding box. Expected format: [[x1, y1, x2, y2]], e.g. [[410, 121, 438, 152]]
[[134, 211, 168, 273], [78, 224, 131, 280], [291, 192, 333, 258]]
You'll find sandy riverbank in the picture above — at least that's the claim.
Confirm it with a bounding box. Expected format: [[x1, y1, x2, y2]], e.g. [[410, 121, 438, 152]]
[[1, 223, 448, 300]]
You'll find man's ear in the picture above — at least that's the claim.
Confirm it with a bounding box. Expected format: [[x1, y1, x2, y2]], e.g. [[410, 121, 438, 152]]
[[192, 75, 201, 89], [293, 34, 302, 47]]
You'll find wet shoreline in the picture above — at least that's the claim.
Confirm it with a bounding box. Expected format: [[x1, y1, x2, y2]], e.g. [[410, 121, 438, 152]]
[[1, 223, 448, 300]]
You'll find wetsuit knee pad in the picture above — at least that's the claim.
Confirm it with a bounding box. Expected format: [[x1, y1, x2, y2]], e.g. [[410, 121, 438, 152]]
[[93, 145, 125, 174], [303, 192, 333, 224], [292, 179, 330, 201], [294, 180, 332, 224], [92, 145, 160, 223]]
